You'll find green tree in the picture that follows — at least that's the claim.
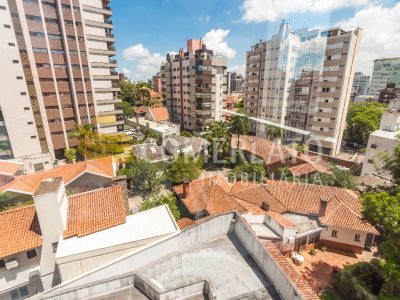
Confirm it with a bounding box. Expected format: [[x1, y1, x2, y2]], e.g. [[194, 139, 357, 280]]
[[68, 124, 96, 160], [345, 102, 386, 146], [121, 158, 164, 192], [140, 193, 180, 220], [383, 136, 400, 184], [227, 162, 266, 183], [64, 148, 77, 163], [136, 87, 151, 106], [167, 152, 201, 184], [230, 115, 250, 148], [310, 165, 357, 189], [117, 101, 133, 120], [292, 143, 309, 154], [145, 130, 161, 144], [120, 80, 137, 106], [180, 130, 193, 138], [0, 192, 12, 211], [265, 125, 283, 141], [205, 121, 231, 159]]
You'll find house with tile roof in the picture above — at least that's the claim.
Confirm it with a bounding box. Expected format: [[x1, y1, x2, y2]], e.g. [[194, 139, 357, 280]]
[[0, 178, 179, 299], [232, 135, 331, 177], [0, 160, 24, 187], [174, 175, 379, 255], [0, 157, 116, 202]]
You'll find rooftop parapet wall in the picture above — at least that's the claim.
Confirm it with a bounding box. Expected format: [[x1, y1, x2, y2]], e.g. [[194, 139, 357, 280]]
[[233, 215, 319, 300]]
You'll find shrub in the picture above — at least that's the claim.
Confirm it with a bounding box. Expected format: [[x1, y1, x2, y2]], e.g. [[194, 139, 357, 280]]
[[309, 248, 317, 256]]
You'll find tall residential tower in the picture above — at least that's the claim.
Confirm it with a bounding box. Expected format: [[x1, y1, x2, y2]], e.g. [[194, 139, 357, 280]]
[[161, 39, 227, 132], [0, 0, 122, 167], [369, 57, 400, 96], [244, 22, 362, 155]]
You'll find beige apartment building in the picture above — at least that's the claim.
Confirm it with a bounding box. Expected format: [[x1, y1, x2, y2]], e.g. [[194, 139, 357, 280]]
[[369, 57, 400, 96], [161, 39, 227, 132], [245, 22, 362, 155], [0, 0, 122, 166]]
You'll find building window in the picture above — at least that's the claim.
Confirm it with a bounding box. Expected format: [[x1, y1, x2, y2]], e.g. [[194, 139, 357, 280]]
[[8, 42, 15, 47], [4, 24, 11, 28], [24, 107, 30, 110], [17, 76, 23, 80], [0, 6, 6, 10], [20, 92, 26, 96], [26, 249, 37, 259], [331, 230, 338, 238], [27, 121, 33, 125], [0, 259, 5, 268], [354, 234, 361, 242], [52, 242, 58, 253], [12, 60, 19, 64], [10, 286, 29, 300]]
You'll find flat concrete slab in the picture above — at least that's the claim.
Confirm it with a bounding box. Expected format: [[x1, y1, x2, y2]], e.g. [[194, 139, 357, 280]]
[[137, 235, 281, 299]]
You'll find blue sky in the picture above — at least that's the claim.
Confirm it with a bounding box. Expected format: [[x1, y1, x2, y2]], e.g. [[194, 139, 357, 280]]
[[111, 0, 400, 81]]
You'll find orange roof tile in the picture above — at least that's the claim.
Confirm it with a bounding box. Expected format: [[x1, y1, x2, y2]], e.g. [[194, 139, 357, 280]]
[[174, 176, 378, 235], [150, 90, 162, 99], [0, 206, 42, 259], [0, 161, 22, 176], [0, 157, 114, 195], [289, 159, 330, 176], [263, 242, 320, 300], [148, 106, 169, 122], [177, 218, 196, 229], [64, 185, 126, 238]]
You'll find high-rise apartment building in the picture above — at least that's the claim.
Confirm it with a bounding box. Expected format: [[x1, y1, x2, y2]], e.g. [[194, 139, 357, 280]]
[[0, 0, 122, 165], [352, 71, 370, 96], [244, 22, 362, 155], [227, 71, 244, 94], [161, 39, 227, 132], [369, 57, 400, 96]]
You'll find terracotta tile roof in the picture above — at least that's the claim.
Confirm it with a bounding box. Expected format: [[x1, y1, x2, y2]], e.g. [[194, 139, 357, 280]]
[[64, 185, 126, 238], [232, 135, 299, 166], [263, 242, 320, 300], [0, 157, 114, 195], [150, 90, 162, 99], [0, 161, 23, 176], [177, 218, 196, 229], [0, 206, 42, 259], [289, 157, 330, 176], [175, 176, 378, 235], [173, 176, 245, 215], [148, 106, 169, 122]]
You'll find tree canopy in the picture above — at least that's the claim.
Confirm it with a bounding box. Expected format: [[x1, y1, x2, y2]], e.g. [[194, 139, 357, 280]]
[[265, 125, 283, 140], [64, 148, 77, 163], [345, 102, 386, 146], [140, 193, 180, 220], [230, 115, 249, 148], [167, 152, 201, 184], [309, 165, 357, 189], [205, 121, 231, 159], [227, 162, 266, 183]]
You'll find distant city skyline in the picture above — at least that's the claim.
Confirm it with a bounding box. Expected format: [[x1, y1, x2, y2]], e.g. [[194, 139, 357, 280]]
[[111, 0, 400, 80]]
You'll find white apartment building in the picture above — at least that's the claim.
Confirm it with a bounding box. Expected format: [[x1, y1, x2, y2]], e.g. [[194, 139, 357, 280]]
[[362, 98, 400, 178], [369, 57, 400, 96], [0, 0, 122, 165], [161, 39, 227, 132], [245, 22, 362, 155]]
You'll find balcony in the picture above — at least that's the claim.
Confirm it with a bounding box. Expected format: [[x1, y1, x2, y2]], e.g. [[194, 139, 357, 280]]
[[91, 61, 117, 68], [95, 87, 120, 93], [89, 48, 116, 56], [82, 4, 112, 16], [86, 34, 115, 42], [92, 74, 119, 80], [97, 109, 123, 116], [84, 20, 113, 29], [96, 98, 122, 105], [99, 120, 124, 128]]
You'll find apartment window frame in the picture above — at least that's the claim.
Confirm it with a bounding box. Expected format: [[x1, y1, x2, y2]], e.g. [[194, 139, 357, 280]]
[[10, 286, 29, 300], [331, 230, 338, 238], [26, 249, 37, 259], [354, 234, 361, 242]]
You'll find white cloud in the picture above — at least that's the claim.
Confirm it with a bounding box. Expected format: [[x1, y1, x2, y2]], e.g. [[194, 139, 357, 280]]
[[229, 64, 246, 75], [198, 15, 211, 22], [241, 0, 369, 22], [203, 29, 236, 58], [336, 3, 400, 75], [121, 67, 131, 74], [122, 44, 165, 80]]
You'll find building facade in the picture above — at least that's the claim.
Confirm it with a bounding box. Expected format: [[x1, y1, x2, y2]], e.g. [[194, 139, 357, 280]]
[[152, 72, 162, 94], [227, 71, 244, 94], [161, 39, 227, 132], [244, 22, 362, 155], [352, 71, 370, 96], [378, 83, 400, 104], [369, 57, 400, 96], [0, 0, 122, 162]]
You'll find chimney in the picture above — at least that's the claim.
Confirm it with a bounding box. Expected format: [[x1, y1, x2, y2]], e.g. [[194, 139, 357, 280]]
[[261, 201, 270, 211], [182, 178, 190, 198], [33, 177, 68, 242], [319, 197, 328, 217], [112, 175, 129, 215]]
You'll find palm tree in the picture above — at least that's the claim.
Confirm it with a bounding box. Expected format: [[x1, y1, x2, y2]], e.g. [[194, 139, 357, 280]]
[[230, 115, 250, 148], [68, 124, 96, 160], [265, 125, 283, 142]]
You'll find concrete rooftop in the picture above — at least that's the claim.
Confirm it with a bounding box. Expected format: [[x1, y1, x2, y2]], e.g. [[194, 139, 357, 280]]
[[136, 235, 280, 299]]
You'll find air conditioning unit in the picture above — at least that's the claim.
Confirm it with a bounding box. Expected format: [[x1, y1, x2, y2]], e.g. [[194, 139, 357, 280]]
[[29, 267, 41, 279], [5, 259, 18, 270]]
